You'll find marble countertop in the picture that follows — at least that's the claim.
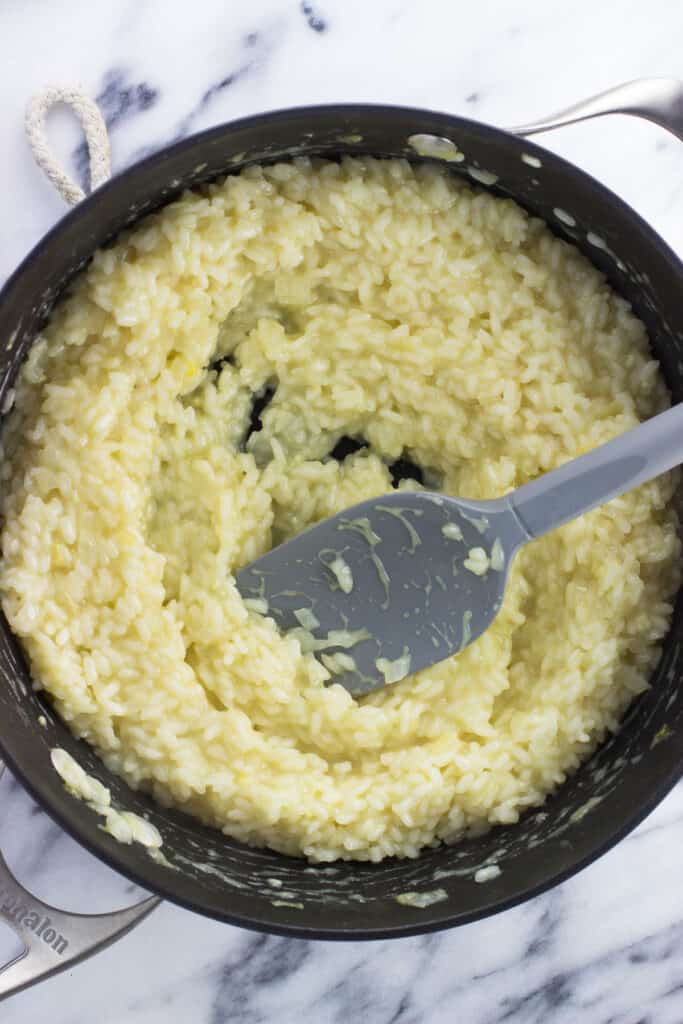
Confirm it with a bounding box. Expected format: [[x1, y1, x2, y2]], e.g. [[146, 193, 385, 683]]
[[2, 0, 683, 1019]]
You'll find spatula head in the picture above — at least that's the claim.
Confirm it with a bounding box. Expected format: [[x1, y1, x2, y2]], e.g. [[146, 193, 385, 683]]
[[236, 490, 527, 695]]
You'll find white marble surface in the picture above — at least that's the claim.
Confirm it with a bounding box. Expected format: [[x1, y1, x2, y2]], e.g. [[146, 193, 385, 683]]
[[2, 0, 683, 1019]]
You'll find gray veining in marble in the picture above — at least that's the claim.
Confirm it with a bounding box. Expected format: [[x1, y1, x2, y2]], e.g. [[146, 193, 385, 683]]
[[2, 0, 683, 1019]]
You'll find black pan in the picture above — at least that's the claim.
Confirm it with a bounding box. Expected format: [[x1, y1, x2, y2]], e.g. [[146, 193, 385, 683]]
[[0, 78, 682, 997]]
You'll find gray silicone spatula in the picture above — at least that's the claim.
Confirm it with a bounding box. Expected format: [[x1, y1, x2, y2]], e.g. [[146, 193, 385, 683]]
[[236, 403, 683, 696]]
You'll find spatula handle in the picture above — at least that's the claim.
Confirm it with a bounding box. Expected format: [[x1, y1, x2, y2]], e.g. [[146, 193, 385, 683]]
[[509, 403, 683, 541]]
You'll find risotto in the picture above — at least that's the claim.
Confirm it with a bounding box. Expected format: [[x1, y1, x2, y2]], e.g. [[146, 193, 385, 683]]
[[0, 157, 679, 862]]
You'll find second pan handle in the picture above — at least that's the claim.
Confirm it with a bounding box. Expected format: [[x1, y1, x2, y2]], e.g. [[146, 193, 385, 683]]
[[509, 76, 683, 142]]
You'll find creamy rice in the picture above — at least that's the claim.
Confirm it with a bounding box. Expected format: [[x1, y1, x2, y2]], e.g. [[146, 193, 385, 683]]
[[1, 157, 679, 862]]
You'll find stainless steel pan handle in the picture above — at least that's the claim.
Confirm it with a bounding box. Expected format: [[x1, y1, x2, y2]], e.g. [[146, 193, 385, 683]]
[[0, 765, 160, 1001], [509, 77, 683, 141]]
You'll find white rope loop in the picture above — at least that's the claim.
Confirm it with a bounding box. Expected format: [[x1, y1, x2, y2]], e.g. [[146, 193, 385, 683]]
[[25, 86, 111, 206]]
